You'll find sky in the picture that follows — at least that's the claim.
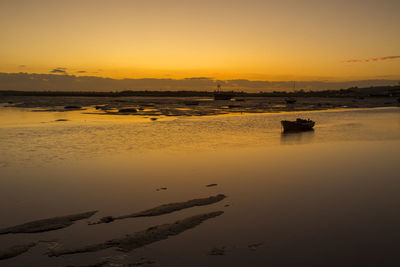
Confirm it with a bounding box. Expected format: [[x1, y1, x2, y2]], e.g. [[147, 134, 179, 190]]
[[0, 0, 399, 82]]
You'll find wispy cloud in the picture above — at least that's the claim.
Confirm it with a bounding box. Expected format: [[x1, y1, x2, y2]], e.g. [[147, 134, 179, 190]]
[[50, 67, 67, 74], [184, 77, 212, 80], [1, 72, 400, 92], [343, 56, 400, 63], [76, 70, 87, 73]]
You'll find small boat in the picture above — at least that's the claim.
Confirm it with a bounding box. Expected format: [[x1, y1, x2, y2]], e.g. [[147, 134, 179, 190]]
[[214, 83, 233, 100], [184, 100, 199, 106], [118, 108, 137, 113], [281, 118, 315, 132], [285, 98, 296, 104], [214, 92, 233, 100], [285, 81, 297, 104]]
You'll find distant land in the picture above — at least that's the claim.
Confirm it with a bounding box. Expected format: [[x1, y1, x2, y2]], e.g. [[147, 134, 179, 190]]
[[0, 72, 399, 92], [1, 85, 399, 98]]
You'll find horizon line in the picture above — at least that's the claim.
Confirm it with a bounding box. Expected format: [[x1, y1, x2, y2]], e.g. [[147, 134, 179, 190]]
[[1, 71, 400, 83]]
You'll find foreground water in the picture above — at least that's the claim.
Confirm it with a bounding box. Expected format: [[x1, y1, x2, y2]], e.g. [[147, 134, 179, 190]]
[[0, 107, 399, 266]]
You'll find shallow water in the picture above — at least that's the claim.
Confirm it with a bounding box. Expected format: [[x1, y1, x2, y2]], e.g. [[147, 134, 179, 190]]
[[0, 107, 399, 266]]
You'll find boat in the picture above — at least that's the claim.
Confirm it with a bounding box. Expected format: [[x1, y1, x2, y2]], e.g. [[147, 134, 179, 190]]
[[285, 81, 297, 104], [214, 93, 233, 100], [184, 100, 199, 106], [281, 118, 315, 132], [285, 98, 296, 104], [214, 83, 233, 100]]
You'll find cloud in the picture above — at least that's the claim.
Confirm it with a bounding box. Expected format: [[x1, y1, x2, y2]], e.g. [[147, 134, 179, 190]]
[[18, 65, 26, 68], [76, 70, 87, 73], [343, 56, 400, 63], [184, 77, 212, 80], [50, 67, 67, 74]]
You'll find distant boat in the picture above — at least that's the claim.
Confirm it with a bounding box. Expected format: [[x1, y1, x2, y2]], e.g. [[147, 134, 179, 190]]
[[214, 83, 233, 100], [214, 93, 233, 100], [285, 98, 296, 104], [285, 81, 297, 104], [184, 101, 199, 106], [281, 118, 315, 132]]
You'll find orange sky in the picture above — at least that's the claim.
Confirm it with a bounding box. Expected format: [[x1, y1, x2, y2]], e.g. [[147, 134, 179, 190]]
[[0, 0, 399, 81]]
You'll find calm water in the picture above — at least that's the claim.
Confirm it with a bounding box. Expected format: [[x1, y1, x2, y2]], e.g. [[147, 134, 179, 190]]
[[0, 107, 399, 266]]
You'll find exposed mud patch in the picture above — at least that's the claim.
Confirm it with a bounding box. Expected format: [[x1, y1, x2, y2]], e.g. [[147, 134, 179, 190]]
[[92, 194, 226, 225], [208, 246, 228, 256], [155, 187, 167, 191], [50, 211, 223, 257], [66, 261, 109, 267], [0, 242, 36, 260], [248, 242, 264, 251], [0, 211, 98, 234]]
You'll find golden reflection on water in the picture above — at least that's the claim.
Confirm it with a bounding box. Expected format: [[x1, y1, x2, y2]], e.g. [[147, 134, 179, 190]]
[[0, 106, 173, 127], [0, 107, 399, 266], [280, 130, 315, 145]]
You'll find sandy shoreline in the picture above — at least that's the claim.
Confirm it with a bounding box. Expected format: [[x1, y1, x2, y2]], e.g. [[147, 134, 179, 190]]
[[1, 95, 399, 118]]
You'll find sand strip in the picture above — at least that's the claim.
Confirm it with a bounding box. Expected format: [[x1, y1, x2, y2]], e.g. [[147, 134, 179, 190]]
[[93, 194, 226, 224], [50, 211, 223, 257], [65, 261, 109, 267], [0, 211, 98, 234], [0, 242, 36, 260]]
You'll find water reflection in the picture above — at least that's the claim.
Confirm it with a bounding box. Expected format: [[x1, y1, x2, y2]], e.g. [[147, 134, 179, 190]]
[[280, 130, 315, 145], [0, 107, 400, 266]]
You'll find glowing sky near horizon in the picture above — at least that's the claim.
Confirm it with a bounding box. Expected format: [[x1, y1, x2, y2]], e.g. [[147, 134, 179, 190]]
[[0, 0, 399, 81]]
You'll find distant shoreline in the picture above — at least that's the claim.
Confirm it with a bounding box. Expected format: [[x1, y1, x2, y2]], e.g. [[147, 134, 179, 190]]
[[1, 91, 399, 118], [1, 85, 400, 98]]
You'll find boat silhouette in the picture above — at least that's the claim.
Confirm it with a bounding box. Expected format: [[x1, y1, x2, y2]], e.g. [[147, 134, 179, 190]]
[[281, 118, 315, 132]]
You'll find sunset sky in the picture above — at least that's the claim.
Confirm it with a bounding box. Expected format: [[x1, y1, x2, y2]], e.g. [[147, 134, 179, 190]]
[[1, 0, 399, 81]]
